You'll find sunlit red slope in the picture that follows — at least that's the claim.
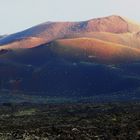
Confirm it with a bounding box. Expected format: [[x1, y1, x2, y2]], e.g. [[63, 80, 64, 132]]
[[0, 37, 45, 49], [65, 32, 140, 48], [51, 38, 140, 63], [1, 15, 140, 49]]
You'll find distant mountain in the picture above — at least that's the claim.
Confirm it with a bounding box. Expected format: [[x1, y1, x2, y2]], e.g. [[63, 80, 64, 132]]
[[0, 15, 140, 98]]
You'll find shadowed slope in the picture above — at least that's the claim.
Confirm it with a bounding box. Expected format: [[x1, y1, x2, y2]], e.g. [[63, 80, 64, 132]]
[[0, 38, 140, 96]]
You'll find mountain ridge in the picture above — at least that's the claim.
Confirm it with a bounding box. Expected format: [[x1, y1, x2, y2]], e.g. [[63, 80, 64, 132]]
[[1, 15, 140, 49]]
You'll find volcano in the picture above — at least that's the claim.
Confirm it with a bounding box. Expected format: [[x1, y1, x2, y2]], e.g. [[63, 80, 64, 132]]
[[0, 15, 140, 98]]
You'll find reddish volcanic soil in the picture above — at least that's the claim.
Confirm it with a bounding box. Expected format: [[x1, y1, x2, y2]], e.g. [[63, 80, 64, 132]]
[[53, 38, 140, 63], [1, 15, 140, 63]]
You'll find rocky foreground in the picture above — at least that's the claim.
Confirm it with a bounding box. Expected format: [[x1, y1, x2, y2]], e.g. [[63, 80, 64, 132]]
[[0, 102, 140, 140]]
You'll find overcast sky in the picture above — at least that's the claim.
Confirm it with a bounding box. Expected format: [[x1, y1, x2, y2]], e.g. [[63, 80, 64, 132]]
[[0, 0, 140, 34]]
